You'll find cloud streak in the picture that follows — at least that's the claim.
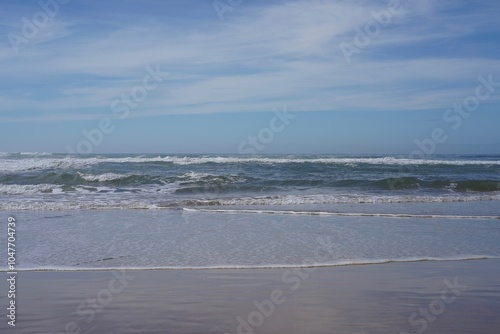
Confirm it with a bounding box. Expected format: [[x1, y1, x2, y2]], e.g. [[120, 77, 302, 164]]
[[0, 0, 499, 122]]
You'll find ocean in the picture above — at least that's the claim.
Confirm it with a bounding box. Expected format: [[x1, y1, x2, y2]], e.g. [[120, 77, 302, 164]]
[[1, 152, 500, 271]]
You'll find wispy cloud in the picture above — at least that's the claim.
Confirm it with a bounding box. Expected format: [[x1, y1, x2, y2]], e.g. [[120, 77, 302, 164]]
[[1, 0, 499, 122]]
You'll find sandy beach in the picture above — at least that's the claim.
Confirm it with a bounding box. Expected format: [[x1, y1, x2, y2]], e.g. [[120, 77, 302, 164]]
[[2, 259, 499, 334]]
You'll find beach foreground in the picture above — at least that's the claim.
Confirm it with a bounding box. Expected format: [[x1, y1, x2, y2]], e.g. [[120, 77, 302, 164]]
[[2, 259, 499, 334]]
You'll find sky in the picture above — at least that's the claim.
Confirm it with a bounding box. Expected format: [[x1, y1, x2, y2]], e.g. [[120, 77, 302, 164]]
[[0, 0, 499, 154]]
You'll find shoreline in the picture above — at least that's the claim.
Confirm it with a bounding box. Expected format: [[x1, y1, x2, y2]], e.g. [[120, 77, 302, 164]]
[[2, 256, 500, 273], [2, 258, 499, 333]]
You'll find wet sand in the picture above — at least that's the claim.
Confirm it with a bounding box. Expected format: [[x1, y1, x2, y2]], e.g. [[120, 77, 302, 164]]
[[1, 259, 500, 334]]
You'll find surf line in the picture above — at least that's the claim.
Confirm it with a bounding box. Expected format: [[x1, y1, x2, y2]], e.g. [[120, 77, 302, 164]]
[[182, 208, 500, 220]]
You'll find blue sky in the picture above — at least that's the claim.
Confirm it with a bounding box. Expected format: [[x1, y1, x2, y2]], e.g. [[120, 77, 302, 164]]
[[0, 0, 499, 154]]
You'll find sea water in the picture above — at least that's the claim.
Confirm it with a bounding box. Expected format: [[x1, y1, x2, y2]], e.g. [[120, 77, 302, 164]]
[[1, 153, 499, 271]]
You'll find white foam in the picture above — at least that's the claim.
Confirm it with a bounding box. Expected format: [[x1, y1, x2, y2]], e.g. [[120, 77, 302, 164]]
[[0, 157, 94, 172], [180, 171, 246, 183], [181, 171, 212, 179], [0, 184, 60, 194], [18, 152, 52, 156], [0, 183, 121, 195], [183, 208, 500, 219], [78, 172, 130, 182], [0, 200, 163, 211], [1, 156, 500, 172], [3, 255, 498, 272], [180, 193, 500, 206], [166, 156, 500, 166], [1, 192, 499, 210]]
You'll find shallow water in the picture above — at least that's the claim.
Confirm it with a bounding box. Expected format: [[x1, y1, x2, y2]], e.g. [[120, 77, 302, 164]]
[[2, 208, 499, 271], [1, 153, 499, 271]]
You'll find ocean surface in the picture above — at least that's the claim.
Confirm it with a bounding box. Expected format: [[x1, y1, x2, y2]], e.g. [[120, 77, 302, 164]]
[[1, 152, 500, 271]]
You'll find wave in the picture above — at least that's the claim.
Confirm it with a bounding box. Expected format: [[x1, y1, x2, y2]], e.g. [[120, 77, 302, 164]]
[[374, 177, 500, 191], [0, 172, 245, 193], [0, 201, 164, 211], [0, 170, 498, 195], [249, 177, 500, 192], [78, 172, 131, 182], [2, 255, 498, 272], [0, 152, 53, 156], [3, 193, 499, 210], [0, 184, 63, 195], [1, 155, 500, 172], [18, 152, 53, 156], [172, 177, 500, 193], [183, 208, 500, 219], [167, 193, 500, 207]]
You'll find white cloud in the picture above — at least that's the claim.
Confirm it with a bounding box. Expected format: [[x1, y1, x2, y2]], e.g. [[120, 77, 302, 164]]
[[0, 0, 499, 122]]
